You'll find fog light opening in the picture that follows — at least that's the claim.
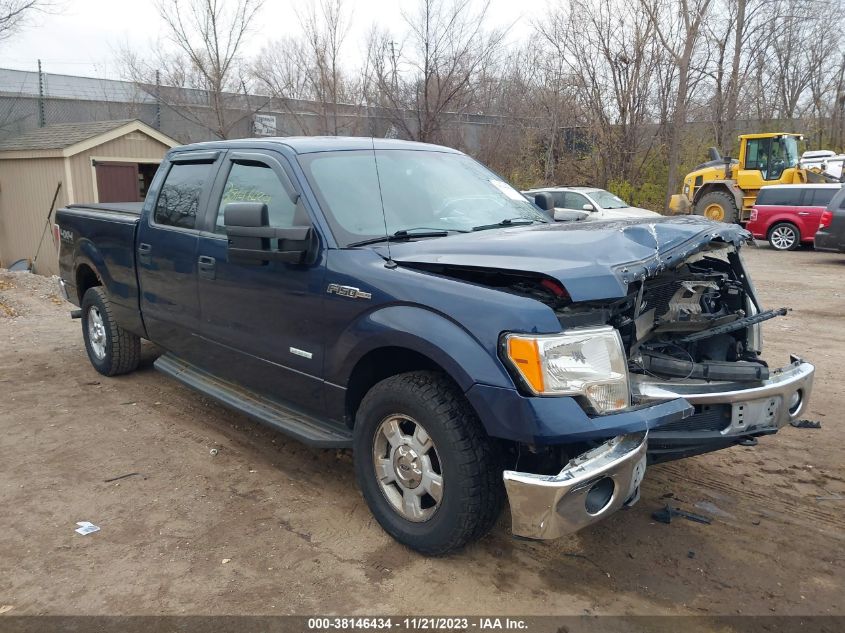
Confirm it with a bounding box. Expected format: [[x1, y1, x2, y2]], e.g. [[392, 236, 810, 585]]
[[584, 477, 615, 515], [789, 390, 803, 416]]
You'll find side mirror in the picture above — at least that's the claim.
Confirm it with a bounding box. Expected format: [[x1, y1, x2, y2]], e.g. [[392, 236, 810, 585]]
[[582, 203, 596, 212], [554, 209, 589, 222], [224, 201, 315, 265], [534, 192, 555, 212]]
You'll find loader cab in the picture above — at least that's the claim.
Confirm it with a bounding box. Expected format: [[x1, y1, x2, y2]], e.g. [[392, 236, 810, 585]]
[[737, 134, 802, 186]]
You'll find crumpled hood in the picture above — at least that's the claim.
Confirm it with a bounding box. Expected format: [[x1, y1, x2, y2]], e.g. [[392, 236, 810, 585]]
[[386, 216, 750, 301]]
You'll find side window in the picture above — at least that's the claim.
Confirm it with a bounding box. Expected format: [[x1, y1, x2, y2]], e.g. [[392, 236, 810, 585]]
[[768, 188, 802, 207], [745, 138, 771, 177], [564, 192, 588, 210], [551, 192, 566, 208], [812, 188, 836, 207], [154, 162, 212, 229], [216, 162, 299, 233]]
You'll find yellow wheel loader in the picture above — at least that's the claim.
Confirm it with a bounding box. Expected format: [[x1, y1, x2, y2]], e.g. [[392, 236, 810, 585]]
[[669, 133, 834, 223]]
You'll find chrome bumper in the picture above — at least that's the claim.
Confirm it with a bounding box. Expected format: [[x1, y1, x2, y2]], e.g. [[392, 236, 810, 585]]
[[57, 278, 71, 302], [632, 356, 815, 434], [503, 432, 648, 540]]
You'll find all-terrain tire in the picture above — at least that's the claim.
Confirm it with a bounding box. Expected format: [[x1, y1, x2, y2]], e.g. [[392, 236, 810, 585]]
[[81, 286, 141, 376], [353, 371, 504, 555], [767, 221, 801, 251], [693, 190, 739, 223]]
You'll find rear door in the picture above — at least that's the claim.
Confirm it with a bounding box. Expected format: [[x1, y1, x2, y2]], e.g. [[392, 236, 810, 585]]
[[803, 188, 839, 238], [136, 151, 222, 358], [194, 150, 328, 414]]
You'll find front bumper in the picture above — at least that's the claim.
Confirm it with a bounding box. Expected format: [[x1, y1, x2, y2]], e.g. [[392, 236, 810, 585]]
[[504, 432, 648, 539], [633, 357, 815, 460]]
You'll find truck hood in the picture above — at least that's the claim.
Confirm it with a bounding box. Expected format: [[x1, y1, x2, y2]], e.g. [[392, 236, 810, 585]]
[[386, 216, 750, 302]]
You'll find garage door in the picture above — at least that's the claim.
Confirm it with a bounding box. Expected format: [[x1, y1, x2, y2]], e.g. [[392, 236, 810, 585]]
[[95, 162, 140, 202]]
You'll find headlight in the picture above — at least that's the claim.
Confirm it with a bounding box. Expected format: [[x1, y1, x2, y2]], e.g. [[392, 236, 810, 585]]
[[504, 326, 630, 413]]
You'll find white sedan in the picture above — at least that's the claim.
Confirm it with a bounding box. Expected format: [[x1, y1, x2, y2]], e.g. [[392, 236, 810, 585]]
[[523, 186, 660, 221]]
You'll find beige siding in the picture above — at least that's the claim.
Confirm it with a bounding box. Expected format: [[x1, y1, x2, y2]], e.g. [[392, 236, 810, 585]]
[[0, 157, 67, 276], [68, 132, 170, 203]]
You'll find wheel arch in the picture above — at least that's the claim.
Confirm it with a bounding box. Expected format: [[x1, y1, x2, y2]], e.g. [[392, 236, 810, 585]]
[[693, 182, 742, 211], [75, 262, 101, 304], [328, 305, 513, 427]]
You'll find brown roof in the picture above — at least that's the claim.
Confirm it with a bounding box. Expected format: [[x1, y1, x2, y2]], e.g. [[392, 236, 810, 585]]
[[0, 119, 136, 151]]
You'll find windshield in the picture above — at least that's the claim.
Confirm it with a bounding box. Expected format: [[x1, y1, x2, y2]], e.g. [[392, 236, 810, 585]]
[[299, 149, 549, 246], [587, 189, 631, 210]]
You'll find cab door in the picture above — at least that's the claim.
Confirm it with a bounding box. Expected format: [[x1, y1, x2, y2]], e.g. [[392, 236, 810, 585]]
[[136, 152, 221, 359], [194, 150, 328, 414]]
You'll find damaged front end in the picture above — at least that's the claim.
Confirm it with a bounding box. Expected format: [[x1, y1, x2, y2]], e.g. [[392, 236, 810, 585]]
[[390, 218, 814, 538]]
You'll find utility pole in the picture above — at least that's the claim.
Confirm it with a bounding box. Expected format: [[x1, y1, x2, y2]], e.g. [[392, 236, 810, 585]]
[[37, 59, 46, 128]]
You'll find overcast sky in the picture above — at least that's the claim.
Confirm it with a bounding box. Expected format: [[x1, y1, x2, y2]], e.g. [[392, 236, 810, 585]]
[[3, 0, 546, 80]]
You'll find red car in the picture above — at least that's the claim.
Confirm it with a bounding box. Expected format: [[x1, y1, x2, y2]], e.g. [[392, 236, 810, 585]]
[[747, 184, 842, 250]]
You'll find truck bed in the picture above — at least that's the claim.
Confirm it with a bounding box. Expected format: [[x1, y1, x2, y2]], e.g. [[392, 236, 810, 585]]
[[56, 202, 144, 335]]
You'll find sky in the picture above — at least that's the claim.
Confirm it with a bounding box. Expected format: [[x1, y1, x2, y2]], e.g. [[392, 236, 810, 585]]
[[2, 0, 547, 81]]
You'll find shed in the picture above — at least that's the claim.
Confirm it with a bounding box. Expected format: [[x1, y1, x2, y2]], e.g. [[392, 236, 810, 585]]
[[0, 119, 178, 276]]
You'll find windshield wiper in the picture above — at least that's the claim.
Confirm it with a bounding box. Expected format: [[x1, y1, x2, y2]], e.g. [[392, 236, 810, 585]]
[[348, 227, 464, 247], [471, 218, 538, 232]]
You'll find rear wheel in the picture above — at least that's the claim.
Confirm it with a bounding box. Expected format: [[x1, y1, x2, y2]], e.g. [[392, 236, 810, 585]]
[[81, 286, 141, 376], [693, 191, 739, 223], [768, 222, 800, 251], [353, 371, 504, 555]]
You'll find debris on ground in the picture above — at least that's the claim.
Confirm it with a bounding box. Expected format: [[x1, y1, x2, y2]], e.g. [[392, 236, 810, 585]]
[[75, 521, 100, 535], [687, 550, 696, 559], [103, 472, 142, 483], [221, 558, 231, 564], [652, 505, 712, 526], [209, 448, 219, 456], [738, 437, 758, 446], [0, 606, 14, 615], [791, 419, 822, 429]]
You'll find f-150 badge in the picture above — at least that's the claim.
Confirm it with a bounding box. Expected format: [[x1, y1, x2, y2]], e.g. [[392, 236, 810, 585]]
[[327, 283, 372, 300]]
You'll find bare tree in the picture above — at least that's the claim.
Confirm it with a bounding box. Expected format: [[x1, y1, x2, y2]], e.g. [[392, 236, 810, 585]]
[[364, 0, 507, 143], [641, 0, 713, 208], [121, 0, 264, 140], [254, 0, 358, 135], [0, 0, 45, 43]]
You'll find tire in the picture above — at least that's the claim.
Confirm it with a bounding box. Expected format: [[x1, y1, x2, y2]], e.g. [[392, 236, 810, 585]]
[[768, 222, 801, 251], [693, 191, 739, 223], [81, 286, 141, 376], [353, 371, 504, 555]]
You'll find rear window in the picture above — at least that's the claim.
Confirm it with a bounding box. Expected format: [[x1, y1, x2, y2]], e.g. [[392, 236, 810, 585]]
[[811, 188, 838, 207], [756, 188, 804, 207]]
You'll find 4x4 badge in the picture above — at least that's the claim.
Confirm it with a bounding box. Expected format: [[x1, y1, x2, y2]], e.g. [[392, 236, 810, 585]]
[[327, 283, 372, 300]]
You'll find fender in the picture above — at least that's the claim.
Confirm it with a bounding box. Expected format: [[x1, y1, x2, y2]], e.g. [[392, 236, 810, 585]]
[[74, 237, 146, 337], [325, 304, 514, 394]]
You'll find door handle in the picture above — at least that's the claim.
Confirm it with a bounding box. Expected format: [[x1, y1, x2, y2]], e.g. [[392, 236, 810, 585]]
[[797, 212, 810, 216], [198, 255, 216, 280], [138, 242, 152, 264]]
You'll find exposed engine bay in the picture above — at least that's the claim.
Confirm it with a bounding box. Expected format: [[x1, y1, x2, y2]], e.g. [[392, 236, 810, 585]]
[[405, 242, 787, 384]]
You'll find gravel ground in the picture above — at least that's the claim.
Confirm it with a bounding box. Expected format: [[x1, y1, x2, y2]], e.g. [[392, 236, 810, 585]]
[[0, 244, 843, 618]]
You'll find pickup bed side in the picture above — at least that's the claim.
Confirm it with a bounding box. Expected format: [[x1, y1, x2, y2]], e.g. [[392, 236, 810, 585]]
[[57, 203, 145, 337]]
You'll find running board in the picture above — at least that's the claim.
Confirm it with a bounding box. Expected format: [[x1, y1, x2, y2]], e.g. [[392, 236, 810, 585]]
[[154, 354, 353, 448]]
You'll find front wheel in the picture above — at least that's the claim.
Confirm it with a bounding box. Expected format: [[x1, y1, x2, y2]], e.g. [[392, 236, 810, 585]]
[[693, 191, 738, 223], [768, 222, 801, 251], [81, 286, 141, 376], [353, 371, 504, 555]]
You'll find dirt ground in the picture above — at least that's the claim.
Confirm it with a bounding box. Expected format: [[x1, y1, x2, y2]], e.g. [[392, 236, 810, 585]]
[[0, 244, 843, 618]]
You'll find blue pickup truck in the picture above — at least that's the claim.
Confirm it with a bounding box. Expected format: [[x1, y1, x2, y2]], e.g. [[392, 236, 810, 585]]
[[56, 137, 815, 554]]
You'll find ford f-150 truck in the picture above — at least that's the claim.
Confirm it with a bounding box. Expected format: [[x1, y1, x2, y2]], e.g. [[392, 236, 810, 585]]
[[56, 137, 815, 554]]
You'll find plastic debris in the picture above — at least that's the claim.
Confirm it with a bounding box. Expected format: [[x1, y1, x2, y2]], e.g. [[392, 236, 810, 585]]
[[75, 521, 100, 535], [791, 419, 822, 429], [652, 505, 712, 525]]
